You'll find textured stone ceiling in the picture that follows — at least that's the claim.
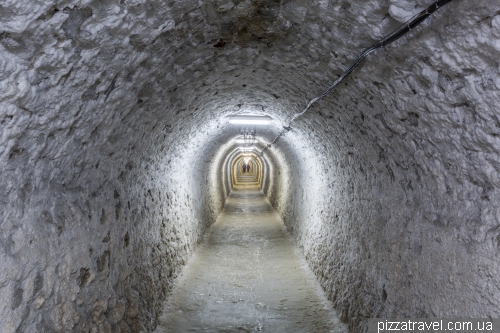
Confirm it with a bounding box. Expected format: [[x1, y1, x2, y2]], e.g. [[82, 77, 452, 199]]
[[1, 0, 500, 331], [1, 0, 498, 170]]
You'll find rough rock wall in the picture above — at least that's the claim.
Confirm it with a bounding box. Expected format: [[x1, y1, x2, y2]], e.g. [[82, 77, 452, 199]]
[[0, 104, 232, 333], [261, 142, 293, 213], [0, 121, 211, 332], [0, 0, 237, 329], [1, 0, 499, 331], [262, 1, 500, 332]]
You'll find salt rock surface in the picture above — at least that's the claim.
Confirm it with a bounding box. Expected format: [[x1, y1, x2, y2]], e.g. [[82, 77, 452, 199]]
[[0, 0, 499, 332]]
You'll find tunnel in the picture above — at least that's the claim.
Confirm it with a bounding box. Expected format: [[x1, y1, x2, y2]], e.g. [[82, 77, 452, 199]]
[[1, 0, 500, 332]]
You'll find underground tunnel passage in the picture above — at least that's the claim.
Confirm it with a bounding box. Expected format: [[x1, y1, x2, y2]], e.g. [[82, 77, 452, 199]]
[[1, 0, 500, 332]]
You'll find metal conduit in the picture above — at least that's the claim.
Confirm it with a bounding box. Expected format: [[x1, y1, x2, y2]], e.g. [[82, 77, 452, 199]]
[[259, 0, 456, 154]]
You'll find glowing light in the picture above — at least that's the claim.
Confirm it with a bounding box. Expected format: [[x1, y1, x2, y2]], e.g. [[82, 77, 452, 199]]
[[235, 138, 257, 144], [228, 115, 272, 125]]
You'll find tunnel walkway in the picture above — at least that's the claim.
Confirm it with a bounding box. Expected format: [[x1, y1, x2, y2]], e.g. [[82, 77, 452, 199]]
[[154, 188, 346, 333]]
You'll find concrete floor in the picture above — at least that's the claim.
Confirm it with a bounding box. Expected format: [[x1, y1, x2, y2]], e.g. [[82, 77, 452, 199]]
[[155, 188, 347, 333]]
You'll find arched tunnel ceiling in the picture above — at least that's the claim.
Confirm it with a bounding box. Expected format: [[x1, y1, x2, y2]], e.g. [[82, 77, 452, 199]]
[[1, 0, 500, 331], [4, 0, 498, 171]]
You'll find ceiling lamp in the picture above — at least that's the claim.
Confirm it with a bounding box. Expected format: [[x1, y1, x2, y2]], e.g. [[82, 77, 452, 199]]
[[235, 137, 257, 144], [228, 115, 272, 125]]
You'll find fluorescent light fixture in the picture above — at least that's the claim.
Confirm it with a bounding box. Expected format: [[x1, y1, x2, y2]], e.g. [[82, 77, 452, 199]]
[[235, 138, 257, 144], [239, 147, 256, 153], [228, 115, 272, 125]]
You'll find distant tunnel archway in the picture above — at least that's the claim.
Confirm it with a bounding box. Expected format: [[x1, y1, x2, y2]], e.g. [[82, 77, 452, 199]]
[[1, 1, 498, 332], [230, 152, 264, 189]]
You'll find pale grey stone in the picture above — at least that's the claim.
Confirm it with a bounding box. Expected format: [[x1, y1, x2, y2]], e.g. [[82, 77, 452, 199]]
[[0, 0, 499, 332]]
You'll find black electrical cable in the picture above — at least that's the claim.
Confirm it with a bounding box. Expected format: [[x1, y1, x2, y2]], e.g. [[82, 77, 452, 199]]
[[260, 0, 456, 154]]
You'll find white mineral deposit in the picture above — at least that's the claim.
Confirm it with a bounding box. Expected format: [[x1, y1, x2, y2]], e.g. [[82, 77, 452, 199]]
[[0, 0, 499, 332]]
